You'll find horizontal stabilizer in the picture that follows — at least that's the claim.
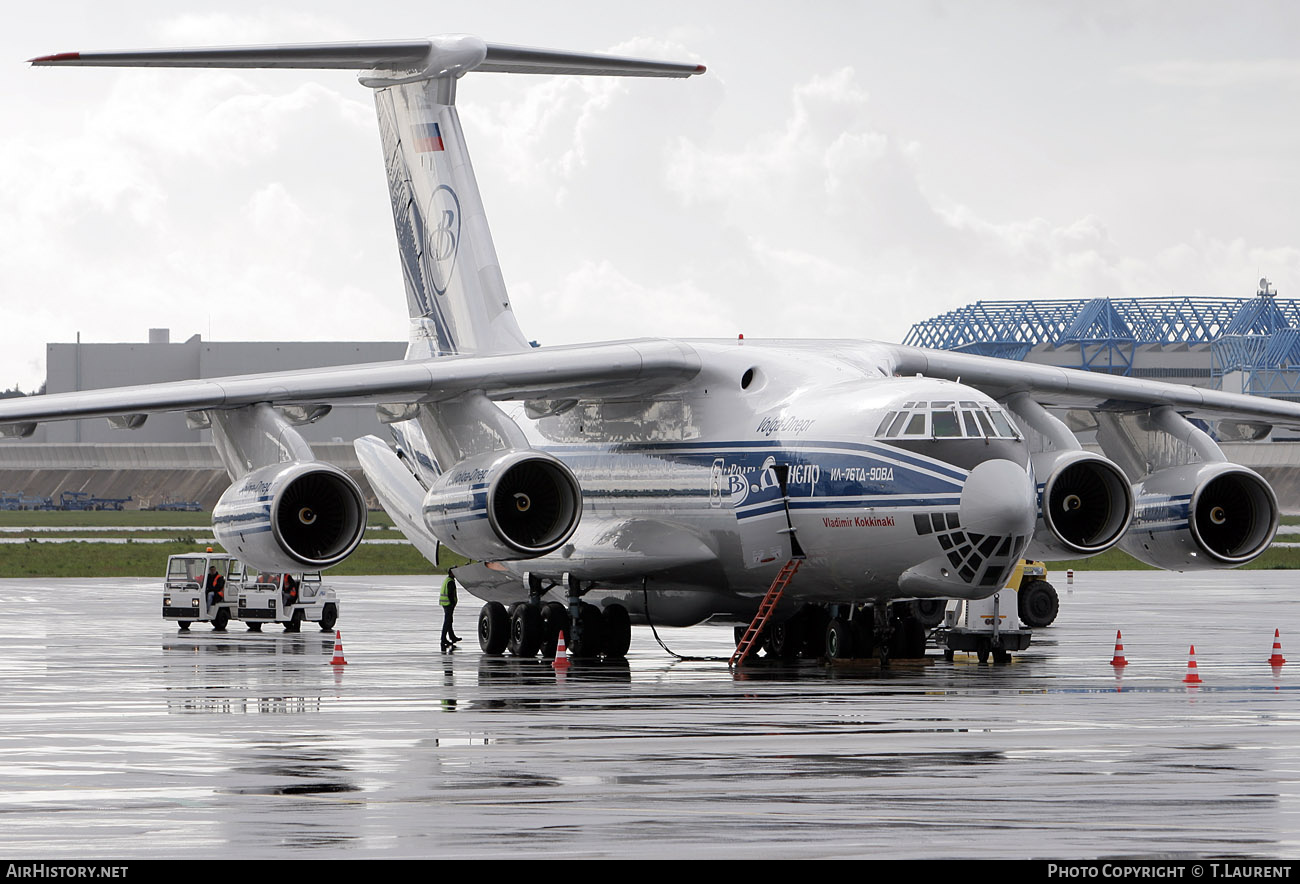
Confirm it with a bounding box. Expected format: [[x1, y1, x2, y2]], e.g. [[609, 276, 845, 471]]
[[29, 41, 431, 69], [31, 37, 706, 78], [481, 43, 705, 77]]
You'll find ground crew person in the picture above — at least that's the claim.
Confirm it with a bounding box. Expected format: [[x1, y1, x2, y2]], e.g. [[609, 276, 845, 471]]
[[281, 573, 299, 609], [205, 565, 225, 611], [440, 574, 460, 651]]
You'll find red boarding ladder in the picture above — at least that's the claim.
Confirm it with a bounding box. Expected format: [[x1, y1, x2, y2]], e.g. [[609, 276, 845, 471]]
[[730, 558, 803, 667]]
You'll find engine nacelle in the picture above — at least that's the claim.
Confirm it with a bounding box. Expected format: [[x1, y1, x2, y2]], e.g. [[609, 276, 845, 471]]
[[1025, 449, 1134, 559], [213, 462, 368, 572], [1119, 462, 1278, 570], [423, 449, 583, 560]]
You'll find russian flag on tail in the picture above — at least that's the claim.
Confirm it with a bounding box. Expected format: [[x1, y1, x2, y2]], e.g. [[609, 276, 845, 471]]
[[414, 122, 444, 152]]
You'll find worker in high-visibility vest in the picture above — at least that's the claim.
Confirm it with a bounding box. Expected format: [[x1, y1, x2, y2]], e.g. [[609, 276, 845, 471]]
[[205, 566, 225, 611], [440, 574, 461, 651]]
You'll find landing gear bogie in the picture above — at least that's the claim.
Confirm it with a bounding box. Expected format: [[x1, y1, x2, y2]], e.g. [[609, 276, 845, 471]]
[[805, 602, 931, 664], [480, 598, 632, 661]]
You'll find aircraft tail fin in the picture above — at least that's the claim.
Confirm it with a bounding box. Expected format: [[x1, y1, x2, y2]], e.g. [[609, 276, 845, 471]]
[[32, 36, 705, 358]]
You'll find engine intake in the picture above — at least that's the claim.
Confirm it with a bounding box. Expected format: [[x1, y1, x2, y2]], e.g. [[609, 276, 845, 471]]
[[1026, 450, 1133, 559], [423, 449, 583, 560], [1120, 463, 1277, 569], [213, 462, 367, 571]]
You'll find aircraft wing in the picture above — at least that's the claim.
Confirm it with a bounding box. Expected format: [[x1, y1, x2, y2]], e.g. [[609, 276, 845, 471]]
[[885, 343, 1300, 433], [30, 39, 705, 77], [0, 339, 700, 431]]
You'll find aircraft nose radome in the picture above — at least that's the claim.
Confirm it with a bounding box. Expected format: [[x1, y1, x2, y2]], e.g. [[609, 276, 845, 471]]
[[958, 459, 1035, 539]]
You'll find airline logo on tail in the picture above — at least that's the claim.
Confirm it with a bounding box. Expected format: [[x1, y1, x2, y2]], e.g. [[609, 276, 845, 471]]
[[427, 185, 460, 297]]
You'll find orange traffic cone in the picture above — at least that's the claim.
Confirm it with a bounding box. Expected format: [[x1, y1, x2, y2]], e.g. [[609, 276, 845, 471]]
[[553, 630, 570, 670], [1269, 629, 1287, 667], [1110, 630, 1128, 668], [1182, 644, 1202, 684], [330, 630, 347, 666]]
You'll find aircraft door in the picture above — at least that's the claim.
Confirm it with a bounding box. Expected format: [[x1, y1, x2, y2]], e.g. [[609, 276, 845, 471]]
[[728, 456, 808, 567], [770, 463, 806, 560]]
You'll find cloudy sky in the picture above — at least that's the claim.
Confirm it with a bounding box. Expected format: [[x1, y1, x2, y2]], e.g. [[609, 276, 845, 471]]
[[3, 1, 1299, 392]]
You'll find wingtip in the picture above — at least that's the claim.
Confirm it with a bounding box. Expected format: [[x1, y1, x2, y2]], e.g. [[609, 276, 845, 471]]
[[29, 51, 81, 65]]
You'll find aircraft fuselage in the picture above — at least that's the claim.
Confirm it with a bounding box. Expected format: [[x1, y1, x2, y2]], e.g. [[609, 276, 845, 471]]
[[453, 339, 1037, 626]]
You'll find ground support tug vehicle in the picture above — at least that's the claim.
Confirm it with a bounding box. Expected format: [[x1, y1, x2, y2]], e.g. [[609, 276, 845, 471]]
[[939, 560, 1038, 664], [163, 552, 243, 631], [236, 570, 340, 633]]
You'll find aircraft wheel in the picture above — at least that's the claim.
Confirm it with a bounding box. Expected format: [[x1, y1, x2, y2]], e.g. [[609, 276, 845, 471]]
[[319, 604, 337, 632], [478, 602, 509, 655], [570, 602, 605, 659], [508, 604, 543, 658], [246, 622, 263, 632], [769, 617, 803, 661], [212, 608, 230, 632], [993, 649, 1011, 665], [177, 621, 191, 631], [1018, 579, 1059, 628], [603, 604, 631, 659], [825, 618, 854, 659], [909, 598, 947, 628], [540, 602, 568, 657], [977, 648, 990, 664]]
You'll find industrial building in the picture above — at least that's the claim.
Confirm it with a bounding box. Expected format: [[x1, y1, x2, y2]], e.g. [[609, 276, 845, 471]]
[[903, 280, 1300, 401], [41, 329, 405, 445]]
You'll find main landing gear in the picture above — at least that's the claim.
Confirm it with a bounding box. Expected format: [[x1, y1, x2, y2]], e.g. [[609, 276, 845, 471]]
[[737, 601, 933, 667], [477, 573, 632, 661], [823, 601, 928, 667]]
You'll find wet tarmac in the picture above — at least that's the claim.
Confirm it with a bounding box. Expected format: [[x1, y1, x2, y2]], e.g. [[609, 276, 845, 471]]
[[1, 571, 1299, 859]]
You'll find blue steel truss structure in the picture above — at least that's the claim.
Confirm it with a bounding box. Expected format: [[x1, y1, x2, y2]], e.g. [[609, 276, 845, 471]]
[[903, 290, 1300, 398]]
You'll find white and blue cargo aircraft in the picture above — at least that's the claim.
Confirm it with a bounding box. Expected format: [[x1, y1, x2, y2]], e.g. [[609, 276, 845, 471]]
[[6, 35, 1294, 663]]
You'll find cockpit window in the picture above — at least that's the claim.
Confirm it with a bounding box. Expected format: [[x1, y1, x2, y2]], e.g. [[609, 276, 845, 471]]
[[988, 409, 1017, 438], [876, 400, 1021, 440], [931, 409, 961, 437]]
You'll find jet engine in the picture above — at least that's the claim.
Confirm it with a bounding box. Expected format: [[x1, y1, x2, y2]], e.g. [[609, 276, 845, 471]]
[[423, 449, 583, 560], [1025, 450, 1134, 559], [1119, 462, 1278, 570], [213, 461, 368, 572]]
